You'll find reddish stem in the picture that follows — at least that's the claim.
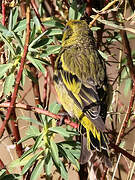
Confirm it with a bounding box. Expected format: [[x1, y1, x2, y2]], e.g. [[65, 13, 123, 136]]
[[0, 4, 31, 138], [64, 119, 79, 129], [10, 110, 23, 158], [43, 67, 48, 108], [2, 0, 6, 26], [0, 102, 79, 128], [0, 158, 9, 174], [31, 0, 46, 32], [30, 65, 42, 106], [84, 0, 92, 16], [116, 30, 135, 145]]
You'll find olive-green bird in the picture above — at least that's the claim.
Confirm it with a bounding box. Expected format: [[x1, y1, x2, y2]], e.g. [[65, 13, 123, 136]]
[[53, 20, 112, 167]]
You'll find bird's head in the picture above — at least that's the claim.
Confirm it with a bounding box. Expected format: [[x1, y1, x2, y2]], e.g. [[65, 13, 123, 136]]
[[62, 20, 91, 47]]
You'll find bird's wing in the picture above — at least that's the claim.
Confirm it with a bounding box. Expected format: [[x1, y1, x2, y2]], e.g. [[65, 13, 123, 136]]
[[55, 47, 107, 131]]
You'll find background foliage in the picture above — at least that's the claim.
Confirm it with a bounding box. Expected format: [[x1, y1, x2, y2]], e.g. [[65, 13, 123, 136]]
[[0, 0, 135, 179]]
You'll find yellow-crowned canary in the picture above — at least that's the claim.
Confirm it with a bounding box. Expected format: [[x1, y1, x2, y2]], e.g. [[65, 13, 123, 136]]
[[53, 20, 112, 167]]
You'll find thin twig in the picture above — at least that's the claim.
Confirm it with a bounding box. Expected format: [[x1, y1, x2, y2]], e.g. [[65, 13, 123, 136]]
[[30, 64, 42, 106], [89, 0, 119, 27], [110, 143, 135, 162], [0, 3, 31, 138], [31, 0, 46, 32], [116, 30, 135, 146], [10, 109, 23, 158], [0, 102, 79, 128], [0, 158, 9, 174], [2, 0, 6, 26]]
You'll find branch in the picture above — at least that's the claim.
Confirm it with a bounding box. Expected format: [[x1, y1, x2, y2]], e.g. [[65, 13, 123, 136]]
[[10, 110, 23, 158], [31, 0, 46, 32], [0, 3, 31, 138], [29, 64, 42, 106], [110, 143, 135, 162], [89, 0, 119, 27], [116, 30, 135, 146], [116, 81, 135, 145], [0, 158, 9, 174], [2, 0, 6, 26], [0, 102, 79, 128]]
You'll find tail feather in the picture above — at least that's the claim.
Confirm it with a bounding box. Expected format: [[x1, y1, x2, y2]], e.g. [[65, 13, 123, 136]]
[[90, 131, 101, 151], [79, 124, 111, 167]]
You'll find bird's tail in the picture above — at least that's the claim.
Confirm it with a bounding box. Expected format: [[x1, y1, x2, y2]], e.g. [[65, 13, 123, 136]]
[[79, 125, 111, 168]]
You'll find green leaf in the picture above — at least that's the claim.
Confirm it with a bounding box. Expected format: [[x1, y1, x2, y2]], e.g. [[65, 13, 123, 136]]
[[12, 7, 19, 29], [58, 141, 81, 149], [119, 141, 125, 148], [0, 174, 20, 180], [0, 169, 6, 177], [33, 16, 41, 31], [43, 18, 64, 28], [11, 31, 23, 49], [26, 126, 40, 136], [32, 38, 54, 49], [69, 0, 78, 20], [30, 159, 44, 180], [41, 45, 61, 57], [33, 133, 44, 152], [0, 33, 15, 55], [27, 55, 46, 75], [98, 50, 108, 60], [49, 127, 78, 138], [45, 29, 63, 36], [3, 73, 15, 96], [47, 102, 61, 121], [17, 135, 36, 144], [59, 146, 80, 170], [94, 17, 135, 34], [8, 9, 13, 31], [69, 0, 86, 20], [58, 141, 81, 159], [50, 139, 60, 165], [49, 102, 61, 114], [23, 69, 38, 83], [29, 31, 48, 48], [91, 27, 101, 31], [69, 149, 81, 159], [124, 78, 132, 96], [30, 24, 36, 44], [20, 148, 34, 161], [76, 3, 86, 20], [14, 19, 26, 32], [0, 24, 9, 32], [44, 151, 53, 176], [18, 116, 43, 126], [21, 150, 44, 175], [0, 63, 12, 79], [59, 161, 68, 180]]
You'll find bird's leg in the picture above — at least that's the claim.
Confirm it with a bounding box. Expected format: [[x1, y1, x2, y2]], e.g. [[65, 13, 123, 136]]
[[56, 112, 69, 126]]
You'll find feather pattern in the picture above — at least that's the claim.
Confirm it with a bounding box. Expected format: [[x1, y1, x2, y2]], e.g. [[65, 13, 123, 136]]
[[54, 20, 112, 167]]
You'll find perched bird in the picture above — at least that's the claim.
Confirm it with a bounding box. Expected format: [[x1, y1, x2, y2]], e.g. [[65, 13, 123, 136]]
[[53, 20, 112, 167]]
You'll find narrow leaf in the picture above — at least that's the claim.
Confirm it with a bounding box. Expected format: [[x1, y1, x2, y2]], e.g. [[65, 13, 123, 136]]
[[0, 63, 12, 79], [3, 73, 15, 96], [50, 139, 60, 165], [30, 159, 44, 180], [44, 151, 53, 176], [21, 151, 43, 175]]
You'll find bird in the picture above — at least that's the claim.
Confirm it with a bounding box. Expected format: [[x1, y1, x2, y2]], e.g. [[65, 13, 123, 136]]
[[53, 20, 112, 167]]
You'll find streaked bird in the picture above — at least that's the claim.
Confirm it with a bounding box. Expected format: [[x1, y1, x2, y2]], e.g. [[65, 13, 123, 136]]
[[53, 20, 112, 167]]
